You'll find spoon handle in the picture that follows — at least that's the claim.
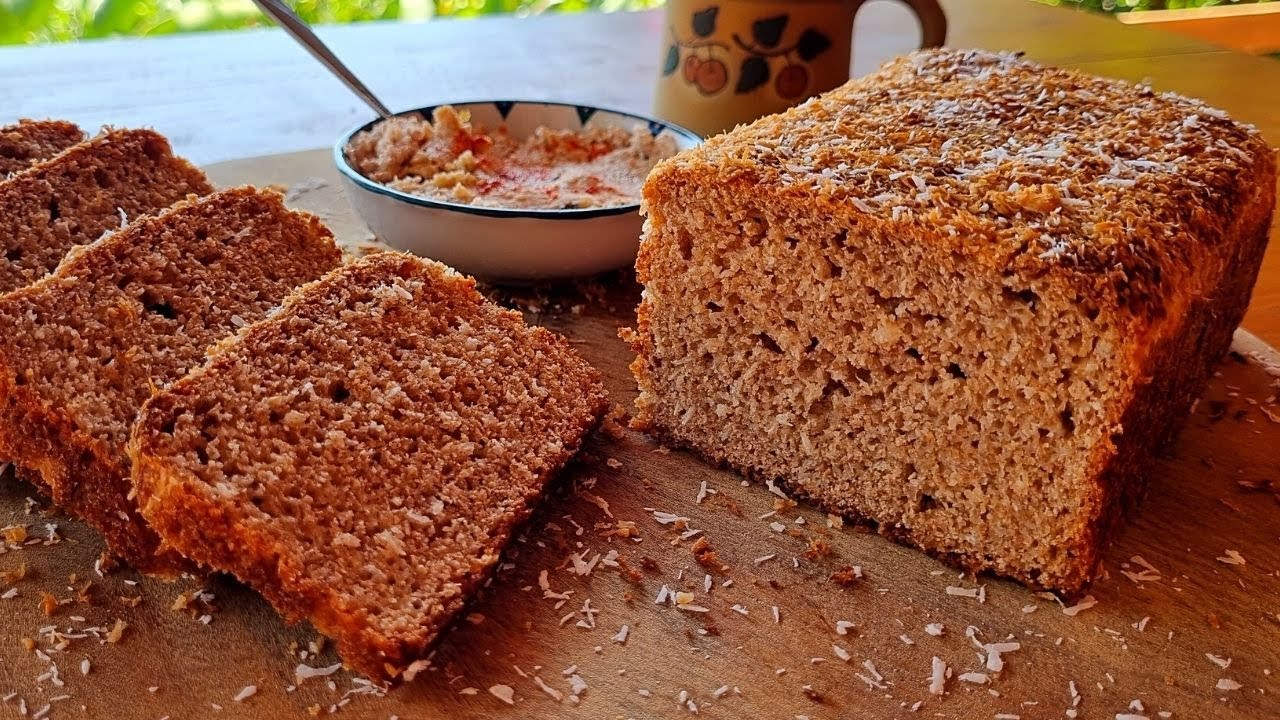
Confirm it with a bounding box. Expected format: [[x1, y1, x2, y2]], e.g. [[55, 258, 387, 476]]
[[252, 0, 393, 119]]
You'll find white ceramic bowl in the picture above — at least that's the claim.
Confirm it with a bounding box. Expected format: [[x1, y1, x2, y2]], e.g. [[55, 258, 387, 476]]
[[333, 101, 702, 281]]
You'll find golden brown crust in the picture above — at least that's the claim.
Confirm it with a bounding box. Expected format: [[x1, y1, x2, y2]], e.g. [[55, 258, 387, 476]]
[[0, 119, 84, 177], [651, 49, 1272, 319], [131, 253, 609, 680], [1080, 154, 1276, 586]]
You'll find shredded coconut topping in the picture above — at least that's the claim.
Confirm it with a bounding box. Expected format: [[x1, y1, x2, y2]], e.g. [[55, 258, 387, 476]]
[[669, 48, 1269, 316]]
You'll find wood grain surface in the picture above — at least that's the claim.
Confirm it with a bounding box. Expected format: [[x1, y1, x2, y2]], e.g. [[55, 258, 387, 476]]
[[1, 150, 1278, 720]]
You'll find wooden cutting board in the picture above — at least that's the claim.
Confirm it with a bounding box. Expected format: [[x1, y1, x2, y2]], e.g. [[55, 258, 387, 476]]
[[2, 150, 1278, 720]]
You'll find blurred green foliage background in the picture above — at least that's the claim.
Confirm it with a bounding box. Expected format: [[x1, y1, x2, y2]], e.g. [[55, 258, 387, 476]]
[[0, 0, 1272, 45], [0, 0, 661, 44]]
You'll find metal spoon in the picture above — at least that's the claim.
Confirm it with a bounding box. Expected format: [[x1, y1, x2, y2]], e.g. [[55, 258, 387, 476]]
[[251, 0, 393, 119]]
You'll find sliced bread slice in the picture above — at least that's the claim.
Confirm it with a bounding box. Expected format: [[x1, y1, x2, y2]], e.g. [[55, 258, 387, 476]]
[[130, 253, 609, 678], [0, 119, 85, 177], [0, 127, 212, 294], [0, 187, 343, 573]]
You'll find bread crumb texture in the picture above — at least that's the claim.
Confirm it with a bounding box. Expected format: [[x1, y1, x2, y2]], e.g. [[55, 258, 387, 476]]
[[131, 253, 609, 680], [0, 187, 342, 573], [0, 119, 85, 177], [631, 48, 1276, 594], [0, 128, 213, 294]]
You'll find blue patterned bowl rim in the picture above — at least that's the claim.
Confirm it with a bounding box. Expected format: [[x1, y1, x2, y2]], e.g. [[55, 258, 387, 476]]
[[333, 100, 704, 220]]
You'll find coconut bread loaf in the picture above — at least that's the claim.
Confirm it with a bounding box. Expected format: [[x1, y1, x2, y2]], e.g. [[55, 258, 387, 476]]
[[130, 253, 609, 679], [628, 49, 1276, 594], [0, 187, 342, 573], [0, 128, 213, 295], [0, 119, 85, 177]]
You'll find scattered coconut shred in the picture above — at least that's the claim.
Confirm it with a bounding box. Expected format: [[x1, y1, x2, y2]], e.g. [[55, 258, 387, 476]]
[[945, 585, 987, 603], [1061, 595, 1098, 617], [104, 619, 127, 644], [984, 642, 1021, 673], [567, 674, 589, 704], [929, 657, 949, 695], [533, 675, 563, 702], [488, 684, 516, 705], [295, 662, 343, 685], [6, 375, 1275, 720], [1216, 549, 1246, 566], [1216, 678, 1243, 691]]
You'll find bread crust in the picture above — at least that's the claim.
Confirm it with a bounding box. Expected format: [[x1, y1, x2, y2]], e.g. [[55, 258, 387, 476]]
[[0, 373, 189, 573], [1079, 155, 1276, 590]]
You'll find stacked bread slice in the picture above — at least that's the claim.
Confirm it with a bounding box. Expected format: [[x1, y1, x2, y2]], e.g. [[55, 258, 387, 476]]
[[0, 187, 343, 572], [0, 128, 213, 295], [0, 120, 85, 177], [0, 122, 608, 677], [131, 253, 609, 679]]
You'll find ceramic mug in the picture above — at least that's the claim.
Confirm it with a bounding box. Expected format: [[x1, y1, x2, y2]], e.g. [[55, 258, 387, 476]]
[[654, 0, 946, 137]]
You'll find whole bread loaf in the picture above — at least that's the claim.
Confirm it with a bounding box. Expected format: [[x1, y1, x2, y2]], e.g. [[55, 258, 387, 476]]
[[628, 49, 1276, 594], [0, 119, 84, 177], [130, 253, 609, 679], [0, 187, 342, 573]]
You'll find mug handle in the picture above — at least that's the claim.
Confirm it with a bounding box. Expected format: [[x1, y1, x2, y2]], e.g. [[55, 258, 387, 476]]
[[872, 0, 947, 48]]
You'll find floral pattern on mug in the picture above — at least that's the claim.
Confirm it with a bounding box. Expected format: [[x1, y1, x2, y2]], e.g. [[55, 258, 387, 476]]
[[662, 7, 832, 99]]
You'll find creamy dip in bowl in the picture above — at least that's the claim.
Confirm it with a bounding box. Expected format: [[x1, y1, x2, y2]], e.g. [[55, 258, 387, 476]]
[[334, 101, 701, 280]]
